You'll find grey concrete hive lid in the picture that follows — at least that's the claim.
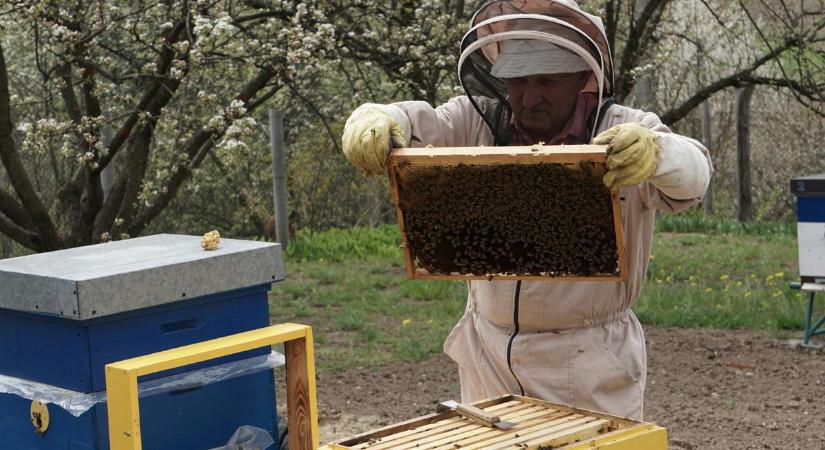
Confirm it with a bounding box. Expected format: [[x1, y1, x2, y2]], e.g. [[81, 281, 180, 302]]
[[0, 234, 284, 320]]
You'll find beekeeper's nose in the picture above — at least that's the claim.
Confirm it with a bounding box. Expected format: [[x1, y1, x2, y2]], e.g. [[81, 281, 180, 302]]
[[521, 83, 547, 110]]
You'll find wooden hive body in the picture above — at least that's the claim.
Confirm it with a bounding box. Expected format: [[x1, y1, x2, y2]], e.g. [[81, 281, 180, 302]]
[[320, 395, 666, 449], [388, 145, 627, 281]]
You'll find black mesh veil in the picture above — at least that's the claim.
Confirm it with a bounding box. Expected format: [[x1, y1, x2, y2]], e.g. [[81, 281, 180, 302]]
[[458, 0, 615, 145]]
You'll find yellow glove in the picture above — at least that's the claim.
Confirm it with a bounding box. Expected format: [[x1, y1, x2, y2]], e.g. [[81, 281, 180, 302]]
[[341, 106, 407, 176], [593, 123, 659, 189]]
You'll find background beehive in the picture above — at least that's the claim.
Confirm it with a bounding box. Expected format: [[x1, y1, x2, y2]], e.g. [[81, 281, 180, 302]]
[[388, 146, 627, 281]]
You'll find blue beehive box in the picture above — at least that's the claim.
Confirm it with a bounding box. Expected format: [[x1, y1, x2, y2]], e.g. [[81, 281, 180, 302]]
[[791, 174, 825, 284], [0, 234, 284, 449]]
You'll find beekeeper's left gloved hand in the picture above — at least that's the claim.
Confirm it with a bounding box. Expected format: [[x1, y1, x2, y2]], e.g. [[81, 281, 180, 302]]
[[593, 123, 659, 189]]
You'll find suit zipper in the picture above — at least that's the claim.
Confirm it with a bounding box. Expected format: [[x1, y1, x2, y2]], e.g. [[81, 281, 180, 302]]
[[506, 280, 525, 396]]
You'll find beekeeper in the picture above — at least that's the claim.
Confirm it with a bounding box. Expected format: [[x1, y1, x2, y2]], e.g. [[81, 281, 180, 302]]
[[341, 0, 711, 420]]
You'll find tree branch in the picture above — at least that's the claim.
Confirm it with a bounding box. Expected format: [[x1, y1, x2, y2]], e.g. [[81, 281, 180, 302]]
[[90, 20, 187, 178], [286, 81, 341, 153], [125, 130, 213, 237], [93, 176, 127, 239], [616, 0, 672, 101], [127, 67, 278, 236], [0, 188, 35, 231], [109, 124, 153, 237], [59, 20, 188, 244], [0, 210, 39, 251], [660, 30, 815, 124], [0, 43, 61, 250], [57, 63, 83, 124]]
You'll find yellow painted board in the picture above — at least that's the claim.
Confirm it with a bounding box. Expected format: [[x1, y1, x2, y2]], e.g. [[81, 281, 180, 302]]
[[106, 323, 319, 450], [107, 323, 308, 375], [104, 366, 141, 450], [564, 424, 668, 449]]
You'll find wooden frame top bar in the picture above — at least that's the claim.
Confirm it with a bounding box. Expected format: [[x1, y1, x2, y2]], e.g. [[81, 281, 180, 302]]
[[390, 145, 607, 165]]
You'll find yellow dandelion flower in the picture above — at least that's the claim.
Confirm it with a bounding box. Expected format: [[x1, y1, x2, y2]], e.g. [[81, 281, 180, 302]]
[[736, 281, 742, 287], [745, 292, 752, 298], [705, 288, 713, 293], [774, 272, 784, 278], [720, 275, 730, 281], [402, 318, 412, 326]]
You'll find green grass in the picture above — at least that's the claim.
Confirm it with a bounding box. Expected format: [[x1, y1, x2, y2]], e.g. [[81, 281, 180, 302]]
[[655, 211, 795, 236], [270, 218, 816, 372], [270, 225, 466, 371], [635, 232, 808, 329]]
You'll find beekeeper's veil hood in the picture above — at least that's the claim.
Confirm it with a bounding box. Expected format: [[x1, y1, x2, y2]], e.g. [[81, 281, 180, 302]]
[[459, 0, 615, 145]]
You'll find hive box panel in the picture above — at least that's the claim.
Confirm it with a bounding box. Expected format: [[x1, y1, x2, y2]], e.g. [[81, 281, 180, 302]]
[[0, 370, 277, 450], [0, 285, 271, 392], [388, 145, 627, 281], [319, 395, 665, 449]]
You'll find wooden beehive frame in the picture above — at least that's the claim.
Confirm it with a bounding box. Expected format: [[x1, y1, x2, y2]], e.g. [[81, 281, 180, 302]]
[[105, 324, 319, 450], [319, 395, 667, 450], [388, 145, 627, 281]]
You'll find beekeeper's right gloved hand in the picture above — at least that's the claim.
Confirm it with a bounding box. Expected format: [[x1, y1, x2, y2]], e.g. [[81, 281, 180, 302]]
[[593, 122, 659, 189], [342, 104, 411, 176]]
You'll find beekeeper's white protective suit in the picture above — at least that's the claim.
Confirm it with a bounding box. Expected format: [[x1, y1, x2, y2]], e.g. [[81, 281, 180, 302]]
[[343, 0, 712, 420]]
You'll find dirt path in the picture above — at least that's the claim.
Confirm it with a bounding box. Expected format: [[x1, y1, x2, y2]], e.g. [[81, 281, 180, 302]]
[[308, 328, 824, 449]]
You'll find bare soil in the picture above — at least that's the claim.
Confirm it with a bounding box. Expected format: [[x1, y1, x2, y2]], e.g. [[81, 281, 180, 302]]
[[299, 327, 825, 449]]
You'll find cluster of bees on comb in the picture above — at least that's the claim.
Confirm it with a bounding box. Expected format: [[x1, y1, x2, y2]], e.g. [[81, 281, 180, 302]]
[[395, 161, 619, 277]]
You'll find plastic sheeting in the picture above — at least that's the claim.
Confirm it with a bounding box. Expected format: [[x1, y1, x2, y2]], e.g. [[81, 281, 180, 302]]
[[208, 425, 275, 450], [0, 351, 285, 417]]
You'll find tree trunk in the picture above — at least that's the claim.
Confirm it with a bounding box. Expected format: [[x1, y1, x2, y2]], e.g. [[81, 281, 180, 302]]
[[453, 0, 464, 19], [0, 174, 11, 258], [736, 85, 755, 222], [695, 46, 713, 216], [702, 94, 713, 215], [632, 0, 655, 112]]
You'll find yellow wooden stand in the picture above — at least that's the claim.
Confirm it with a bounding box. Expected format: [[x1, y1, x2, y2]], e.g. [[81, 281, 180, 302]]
[[105, 323, 319, 450]]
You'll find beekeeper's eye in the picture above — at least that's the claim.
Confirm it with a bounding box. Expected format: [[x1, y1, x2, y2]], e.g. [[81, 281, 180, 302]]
[[507, 77, 527, 86], [536, 76, 560, 87]]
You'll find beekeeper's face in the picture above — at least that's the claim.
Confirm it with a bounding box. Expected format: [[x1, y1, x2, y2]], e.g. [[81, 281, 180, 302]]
[[505, 72, 589, 135]]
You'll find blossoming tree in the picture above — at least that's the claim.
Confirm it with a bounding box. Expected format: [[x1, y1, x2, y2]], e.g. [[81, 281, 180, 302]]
[[0, 1, 335, 251]]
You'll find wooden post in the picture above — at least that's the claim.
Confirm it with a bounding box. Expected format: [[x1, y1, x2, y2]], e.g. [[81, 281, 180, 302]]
[[285, 331, 318, 450], [269, 109, 290, 249], [736, 85, 755, 222]]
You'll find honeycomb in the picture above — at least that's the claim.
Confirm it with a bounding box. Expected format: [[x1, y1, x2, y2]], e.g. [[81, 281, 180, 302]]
[[393, 160, 619, 277]]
